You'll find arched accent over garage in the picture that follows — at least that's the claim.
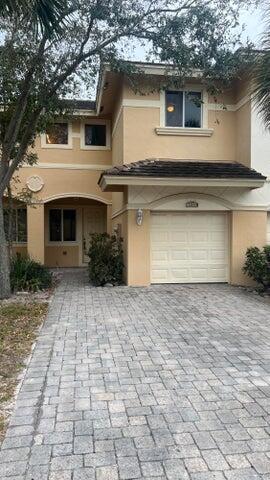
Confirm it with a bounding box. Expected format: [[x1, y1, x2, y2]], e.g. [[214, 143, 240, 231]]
[[149, 192, 232, 211]]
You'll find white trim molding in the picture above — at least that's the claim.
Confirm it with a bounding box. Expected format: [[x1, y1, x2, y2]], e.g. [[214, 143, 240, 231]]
[[155, 127, 213, 137], [208, 95, 250, 113], [122, 99, 161, 108], [99, 175, 265, 191], [43, 193, 112, 205], [22, 162, 111, 171], [80, 118, 111, 150]]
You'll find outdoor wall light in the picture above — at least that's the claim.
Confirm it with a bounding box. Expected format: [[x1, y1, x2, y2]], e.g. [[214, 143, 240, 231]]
[[136, 209, 143, 226]]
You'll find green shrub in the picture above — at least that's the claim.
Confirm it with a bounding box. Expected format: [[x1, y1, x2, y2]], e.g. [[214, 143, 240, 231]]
[[10, 254, 52, 292], [87, 233, 124, 286], [243, 246, 270, 290]]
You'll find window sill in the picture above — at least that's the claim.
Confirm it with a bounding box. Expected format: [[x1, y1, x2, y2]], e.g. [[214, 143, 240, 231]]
[[41, 144, 73, 149], [155, 127, 214, 137]]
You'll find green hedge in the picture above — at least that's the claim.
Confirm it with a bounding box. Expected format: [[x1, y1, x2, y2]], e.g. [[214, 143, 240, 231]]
[[87, 233, 124, 286], [10, 254, 52, 292], [243, 246, 270, 290]]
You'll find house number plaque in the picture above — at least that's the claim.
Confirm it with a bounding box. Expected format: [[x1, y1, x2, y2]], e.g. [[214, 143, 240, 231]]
[[186, 200, 199, 208]]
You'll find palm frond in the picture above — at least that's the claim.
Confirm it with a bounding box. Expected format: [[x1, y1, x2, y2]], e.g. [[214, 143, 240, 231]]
[[0, 0, 68, 35]]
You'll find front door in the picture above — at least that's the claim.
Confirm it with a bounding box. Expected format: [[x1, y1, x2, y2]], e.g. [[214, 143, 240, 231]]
[[82, 207, 106, 263]]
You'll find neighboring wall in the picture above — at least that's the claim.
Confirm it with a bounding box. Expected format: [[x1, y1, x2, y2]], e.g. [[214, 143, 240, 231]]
[[251, 100, 270, 177]]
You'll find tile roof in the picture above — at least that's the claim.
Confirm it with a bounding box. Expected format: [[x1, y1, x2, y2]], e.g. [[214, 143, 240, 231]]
[[100, 159, 266, 181]]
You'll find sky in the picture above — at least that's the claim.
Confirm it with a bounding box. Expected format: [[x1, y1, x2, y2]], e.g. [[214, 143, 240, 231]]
[[239, 4, 264, 45]]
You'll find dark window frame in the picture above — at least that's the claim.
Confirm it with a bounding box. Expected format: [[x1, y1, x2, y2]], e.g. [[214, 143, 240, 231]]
[[3, 207, 27, 244], [82, 121, 110, 149], [165, 90, 202, 128], [49, 208, 77, 243]]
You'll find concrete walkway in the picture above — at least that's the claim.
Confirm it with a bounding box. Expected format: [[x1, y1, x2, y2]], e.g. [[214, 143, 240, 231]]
[[1, 269, 270, 479]]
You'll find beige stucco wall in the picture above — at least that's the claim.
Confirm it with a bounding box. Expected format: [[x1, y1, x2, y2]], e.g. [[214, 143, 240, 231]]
[[127, 210, 151, 286], [12, 246, 27, 257], [34, 118, 112, 166], [122, 107, 236, 164], [230, 210, 267, 285], [45, 246, 79, 267], [27, 203, 45, 263], [17, 167, 111, 205]]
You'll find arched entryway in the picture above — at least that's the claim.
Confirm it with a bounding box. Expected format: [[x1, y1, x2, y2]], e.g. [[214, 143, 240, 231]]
[[43, 195, 111, 267]]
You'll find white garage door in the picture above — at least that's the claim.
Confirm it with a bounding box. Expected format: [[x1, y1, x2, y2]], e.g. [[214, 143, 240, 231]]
[[151, 212, 229, 284]]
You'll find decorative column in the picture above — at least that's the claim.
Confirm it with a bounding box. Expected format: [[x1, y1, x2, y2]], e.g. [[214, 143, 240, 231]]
[[230, 210, 267, 285], [127, 209, 151, 286], [27, 203, 45, 264]]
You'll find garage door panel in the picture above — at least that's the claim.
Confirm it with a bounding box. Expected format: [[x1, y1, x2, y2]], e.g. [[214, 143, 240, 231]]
[[211, 249, 226, 261], [171, 249, 189, 261], [151, 250, 169, 262], [151, 269, 169, 282], [210, 231, 226, 242], [189, 250, 208, 261], [171, 231, 188, 242], [151, 213, 228, 284], [189, 231, 208, 243], [170, 269, 189, 281]]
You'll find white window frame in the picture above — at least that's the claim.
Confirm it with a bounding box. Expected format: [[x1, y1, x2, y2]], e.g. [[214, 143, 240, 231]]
[[4, 207, 27, 244], [160, 86, 209, 130], [48, 208, 78, 245], [41, 122, 73, 149], [80, 119, 111, 151]]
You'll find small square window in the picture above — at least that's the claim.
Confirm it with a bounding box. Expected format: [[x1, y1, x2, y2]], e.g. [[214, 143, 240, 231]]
[[85, 124, 106, 147], [46, 123, 68, 145]]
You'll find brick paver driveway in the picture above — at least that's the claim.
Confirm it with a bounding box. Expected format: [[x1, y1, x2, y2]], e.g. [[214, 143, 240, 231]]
[[1, 270, 270, 480]]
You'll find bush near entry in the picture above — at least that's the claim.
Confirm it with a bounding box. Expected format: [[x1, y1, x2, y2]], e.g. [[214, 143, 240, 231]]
[[243, 246, 270, 291], [10, 255, 52, 292], [87, 233, 124, 287]]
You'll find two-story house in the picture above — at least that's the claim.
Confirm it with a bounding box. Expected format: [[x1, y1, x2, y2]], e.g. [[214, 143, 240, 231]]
[[8, 62, 270, 286]]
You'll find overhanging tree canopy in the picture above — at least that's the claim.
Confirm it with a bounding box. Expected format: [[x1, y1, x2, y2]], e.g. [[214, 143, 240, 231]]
[[0, 0, 256, 298]]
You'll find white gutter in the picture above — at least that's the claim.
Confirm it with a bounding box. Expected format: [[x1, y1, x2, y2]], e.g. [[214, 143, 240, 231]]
[[99, 175, 265, 191]]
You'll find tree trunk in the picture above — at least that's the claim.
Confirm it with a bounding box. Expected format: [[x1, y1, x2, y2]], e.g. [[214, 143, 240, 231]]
[[0, 197, 11, 299]]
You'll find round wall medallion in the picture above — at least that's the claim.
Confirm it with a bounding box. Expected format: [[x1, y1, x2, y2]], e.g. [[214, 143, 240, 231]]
[[26, 175, 44, 193]]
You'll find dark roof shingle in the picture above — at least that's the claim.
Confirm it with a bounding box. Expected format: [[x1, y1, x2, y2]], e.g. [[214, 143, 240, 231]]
[[100, 159, 265, 181]]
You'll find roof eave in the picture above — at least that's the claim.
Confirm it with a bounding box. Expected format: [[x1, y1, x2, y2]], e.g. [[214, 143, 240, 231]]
[[99, 175, 265, 192]]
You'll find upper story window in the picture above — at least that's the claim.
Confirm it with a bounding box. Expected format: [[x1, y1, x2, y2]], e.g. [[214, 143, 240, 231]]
[[165, 91, 202, 128], [41, 122, 72, 149], [4, 208, 27, 243], [81, 119, 110, 150], [49, 208, 76, 243], [85, 124, 106, 146], [46, 122, 68, 145]]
